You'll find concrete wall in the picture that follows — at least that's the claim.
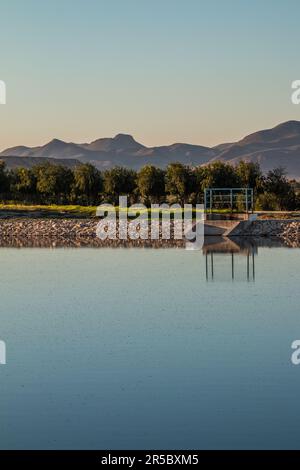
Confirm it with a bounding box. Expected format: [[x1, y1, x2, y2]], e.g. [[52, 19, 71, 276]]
[[204, 220, 241, 236]]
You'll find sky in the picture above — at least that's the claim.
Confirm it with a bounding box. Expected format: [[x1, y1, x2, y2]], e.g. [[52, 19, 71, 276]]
[[1, 0, 300, 150]]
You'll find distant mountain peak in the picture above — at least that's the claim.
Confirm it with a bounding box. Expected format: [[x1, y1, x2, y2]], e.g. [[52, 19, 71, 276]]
[[2, 120, 300, 177], [112, 133, 144, 150], [47, 138, 67, 146], [273, 120, 300, 134], [88, 133, 145, 153], [114, 133, 135, 141], [240, 120, 300, 145], [275, 119, 300, 127], [50, 138, 64, 143]]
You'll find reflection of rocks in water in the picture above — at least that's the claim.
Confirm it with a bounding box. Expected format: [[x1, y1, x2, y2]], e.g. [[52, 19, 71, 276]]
[[202, 236, 283, 255], [230, 236, 284, 249], [0, 237, 185, 248]]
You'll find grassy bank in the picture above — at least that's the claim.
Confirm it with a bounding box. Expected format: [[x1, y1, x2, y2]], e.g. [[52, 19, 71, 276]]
[[0, 204, 97, 218], [0, 203, 205, 218], [0, 203, 300, 220]]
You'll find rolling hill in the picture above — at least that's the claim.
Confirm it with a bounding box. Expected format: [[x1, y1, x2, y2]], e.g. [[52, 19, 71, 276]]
[[1, 121, 300, 178]]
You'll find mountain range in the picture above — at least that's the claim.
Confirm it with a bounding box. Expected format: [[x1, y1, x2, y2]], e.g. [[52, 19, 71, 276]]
[[2, 120, 300, 179]]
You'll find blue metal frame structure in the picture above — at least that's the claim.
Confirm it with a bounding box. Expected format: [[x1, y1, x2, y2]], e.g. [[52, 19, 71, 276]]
[[204, 188, 254, 212]]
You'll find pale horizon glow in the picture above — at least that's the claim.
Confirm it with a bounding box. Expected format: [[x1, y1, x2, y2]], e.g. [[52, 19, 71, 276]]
[[1, 0, 300, 151]]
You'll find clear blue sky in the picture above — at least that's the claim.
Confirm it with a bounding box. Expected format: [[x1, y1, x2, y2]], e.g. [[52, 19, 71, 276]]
[[0, 0, 300, 149]]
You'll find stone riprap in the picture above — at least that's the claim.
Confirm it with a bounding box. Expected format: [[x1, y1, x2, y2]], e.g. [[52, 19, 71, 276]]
[[230, 219, 300, 245], [0, 218, 299, 248], [0, 218, 186, 248], [280, 221, 300, 247]]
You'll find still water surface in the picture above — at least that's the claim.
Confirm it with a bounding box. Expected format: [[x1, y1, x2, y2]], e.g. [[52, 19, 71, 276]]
[[0, 243, 299, 449]]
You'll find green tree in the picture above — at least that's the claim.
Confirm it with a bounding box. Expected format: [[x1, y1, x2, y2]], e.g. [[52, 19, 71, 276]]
[[201, 161, 240, 189], [255, 192, 279, 211], [193, 167, 207, 203], [103, 167, 137, 203], [34, 163, 73, 203], [165, 163, 192, 204], [236, 161, 264, 192], [264, 167, 296, 210], [0, 161, 9, 196], [137, 165, 165, 204], [72, 163, 102, 204], [10, 168, 36, 200]]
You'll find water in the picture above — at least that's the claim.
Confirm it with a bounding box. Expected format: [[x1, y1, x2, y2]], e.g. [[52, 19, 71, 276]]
[[0, 242, 299, 449]]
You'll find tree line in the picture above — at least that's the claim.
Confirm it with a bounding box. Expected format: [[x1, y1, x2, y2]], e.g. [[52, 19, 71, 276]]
[[0, 160, 298, 210]]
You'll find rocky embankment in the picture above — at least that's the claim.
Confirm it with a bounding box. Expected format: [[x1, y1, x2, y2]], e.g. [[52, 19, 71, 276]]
[[279, 221, 300, 247], [0, 218, 186, 248], [231, 219, 300, 246], [0, 218, 299, 248]]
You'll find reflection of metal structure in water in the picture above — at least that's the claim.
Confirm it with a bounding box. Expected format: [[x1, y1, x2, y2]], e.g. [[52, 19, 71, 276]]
[[204, 188, 254, 213], [205, 251, 255, 282], [203, 237, 256, 282]]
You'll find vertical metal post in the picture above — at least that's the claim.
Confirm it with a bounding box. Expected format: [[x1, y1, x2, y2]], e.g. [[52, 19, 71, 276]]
[[247, 252, 250, 281], [231, 252, 234, 280], [245, 188, 248, 213]]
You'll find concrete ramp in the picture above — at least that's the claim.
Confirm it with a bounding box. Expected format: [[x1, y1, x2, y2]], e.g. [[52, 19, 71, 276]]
[[204, 219, 242, 236]]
